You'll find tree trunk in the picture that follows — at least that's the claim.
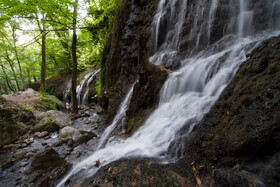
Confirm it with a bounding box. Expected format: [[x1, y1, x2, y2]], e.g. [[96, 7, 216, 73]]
[[36, 14, 47, 93], [27, 69, 32, 85], [5, 51, 20, 91], [71, 0, 79, 114], [0, 63, 15, 93], [40, 30, 47, 92], [3, 83, 8, 94], [12, 25, 26, 90]]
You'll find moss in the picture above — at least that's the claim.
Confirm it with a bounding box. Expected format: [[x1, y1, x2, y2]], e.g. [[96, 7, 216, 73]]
[[35, 93, 64, 111], [32, 117, 60, 133], [18, 103, 34, 112]]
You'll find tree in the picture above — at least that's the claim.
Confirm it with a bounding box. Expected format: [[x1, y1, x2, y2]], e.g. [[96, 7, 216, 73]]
[[71, 0, 78, 113]]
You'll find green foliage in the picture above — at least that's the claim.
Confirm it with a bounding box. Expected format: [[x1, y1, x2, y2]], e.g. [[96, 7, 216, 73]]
[[36, 93, 63, 111], [0, 120, 6, 125], [45, 85, 58, 95], [18, 103, 34, 112], [0, 0, 123, 100], [93, 76, 102, 99]]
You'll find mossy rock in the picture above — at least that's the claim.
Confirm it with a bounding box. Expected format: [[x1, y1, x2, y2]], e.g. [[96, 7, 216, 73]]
[[32, 117, 60, 133], [35, 94, 64, 111], [0, 106, 35, 147]]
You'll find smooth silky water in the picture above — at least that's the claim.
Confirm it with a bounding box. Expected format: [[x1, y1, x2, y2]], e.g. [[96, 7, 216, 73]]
[[58, 0, 280, 185]]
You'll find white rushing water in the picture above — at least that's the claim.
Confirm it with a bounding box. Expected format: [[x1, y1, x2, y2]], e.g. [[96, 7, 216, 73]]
[[97, 80, 138, 150], [63, 69, 100, 106], [58, 0, 280, 185]]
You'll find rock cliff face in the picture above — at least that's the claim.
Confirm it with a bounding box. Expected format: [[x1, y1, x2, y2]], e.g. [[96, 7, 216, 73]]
[[99, 0, 162, 127]]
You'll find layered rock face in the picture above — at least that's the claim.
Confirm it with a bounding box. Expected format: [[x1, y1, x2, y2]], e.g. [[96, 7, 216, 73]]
[[100, 0, 161, 125]]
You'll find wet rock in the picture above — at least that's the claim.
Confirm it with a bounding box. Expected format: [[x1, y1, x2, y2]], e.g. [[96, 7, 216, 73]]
[[126, 32, 170, 134], [52, 140, 63, 147], [75, 131, 97, 145], [31, 148, 68, 170], [59, 126, 82, 142], [14, 149, 28, 160], [1, 160, 15, 169], [32, 117, 60, 133], [29, 148, 71, 186], [37, 110, 70, 127]]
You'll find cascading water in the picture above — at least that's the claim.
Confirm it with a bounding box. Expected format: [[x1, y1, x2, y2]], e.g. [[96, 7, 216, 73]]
[[58, 0, 280, 185], [63, 69, 100, 107], [97, 80, 138, 150], [81, 69, 100, 104]]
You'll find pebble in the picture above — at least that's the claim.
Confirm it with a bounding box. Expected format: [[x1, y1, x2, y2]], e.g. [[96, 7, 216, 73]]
[[38, 131, 49, 138], [26, 152, 34, 157], [3, 144, 14, 149], [20, 162, 29, 167]]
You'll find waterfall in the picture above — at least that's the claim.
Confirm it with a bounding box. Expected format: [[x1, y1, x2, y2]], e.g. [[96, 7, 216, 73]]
[[58, 0, 280, 185], [81, 69, 100, 104], [97, 80, 138, 150], [63, 69, 100, 107]]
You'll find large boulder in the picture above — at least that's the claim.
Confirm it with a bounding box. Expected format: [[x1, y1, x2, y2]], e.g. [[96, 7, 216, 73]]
[[32, 117, 60, 133], [59, 126, 82, 142], [30, 148, 71, 186], [0, 105, 35, 147], [37, 110, 70, 127], [31, 148, 68, 170]]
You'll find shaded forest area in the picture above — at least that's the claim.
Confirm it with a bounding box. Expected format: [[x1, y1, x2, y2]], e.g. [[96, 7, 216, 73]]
[[0, 0, 123, 112]]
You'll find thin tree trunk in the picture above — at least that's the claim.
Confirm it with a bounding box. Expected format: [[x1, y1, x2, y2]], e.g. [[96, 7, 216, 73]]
[[5, 51, 20, 91], [71, 0, 79, 114], [40, 30, 47, 92], [12, 25, 26, 90], [27, 69, 32, 85], [36, 14, 47, 93], [0, 63, 15, 93], [0, 82, 2, 95], [3, 83, 8, 94]]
